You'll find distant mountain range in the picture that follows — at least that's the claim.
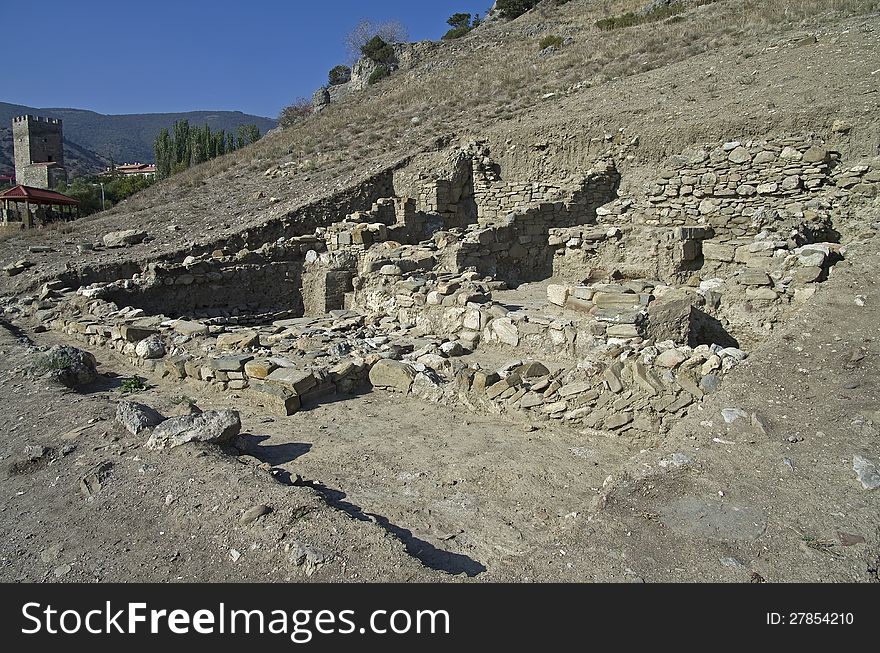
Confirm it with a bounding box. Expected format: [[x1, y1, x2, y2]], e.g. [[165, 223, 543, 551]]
[[0, 102, 277, 179]]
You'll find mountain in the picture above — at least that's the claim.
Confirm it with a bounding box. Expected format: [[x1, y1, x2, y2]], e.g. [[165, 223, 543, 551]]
[[0, 102, 277, 176]]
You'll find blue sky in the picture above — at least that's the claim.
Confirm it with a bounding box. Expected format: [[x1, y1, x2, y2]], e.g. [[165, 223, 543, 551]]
[[3, 0, 491, 118]]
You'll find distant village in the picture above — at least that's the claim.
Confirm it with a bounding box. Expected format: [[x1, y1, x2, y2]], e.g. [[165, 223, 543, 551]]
[[0, 109, 267, 233]]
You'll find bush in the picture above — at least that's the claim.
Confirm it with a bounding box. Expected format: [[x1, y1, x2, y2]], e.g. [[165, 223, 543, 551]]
[[596, 2, 686, 30], [368, 64, 392, 85], [539, 34, 564, 50], [328, 65, 352, 86], [443, 26, 470, 39], [120, 376, 148, 394], [495, 0, 539, 20], [278, 98, 312, 128], [361, 35, 395, 64], [345, 19, 408, 64]]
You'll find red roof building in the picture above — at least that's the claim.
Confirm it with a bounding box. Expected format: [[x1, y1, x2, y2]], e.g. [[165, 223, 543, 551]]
[[1, 184, 80, 229]]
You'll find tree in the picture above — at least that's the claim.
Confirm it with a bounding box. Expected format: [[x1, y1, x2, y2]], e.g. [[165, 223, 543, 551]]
[[328, 65, 352, 86], [154, 128, 173, 178], [443, 12, 476, 39], [344, 18, 407, 64], [495, 0, 539, 20], [361, 35, 395, 64], [278, 98, 313, 128], [448, 13, 471, 29], [237, 124, 261, 146], [172, 120, 191, 169]]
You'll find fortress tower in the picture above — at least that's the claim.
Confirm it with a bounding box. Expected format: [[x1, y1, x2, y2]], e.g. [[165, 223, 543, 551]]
[[12, 115, 67, 189]]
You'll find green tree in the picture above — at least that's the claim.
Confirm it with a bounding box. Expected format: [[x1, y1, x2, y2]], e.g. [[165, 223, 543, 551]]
[[328, 65, 352, 86], [172, 120, 191, 168], [154, 128, 173, 178], [448, 13, 471, 29], [443, 12, 475, 39], [237, 124, 261, 146], [495, 0, 539, 20], [344, 18, 408, 64], [361, 35, 395, 64]]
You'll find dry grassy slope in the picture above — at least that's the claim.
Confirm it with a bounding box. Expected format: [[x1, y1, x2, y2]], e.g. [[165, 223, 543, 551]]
[[1, 0, 878, 293]]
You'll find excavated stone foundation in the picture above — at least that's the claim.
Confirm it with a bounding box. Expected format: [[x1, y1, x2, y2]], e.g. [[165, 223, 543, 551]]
[[32, 135, 876, 440]]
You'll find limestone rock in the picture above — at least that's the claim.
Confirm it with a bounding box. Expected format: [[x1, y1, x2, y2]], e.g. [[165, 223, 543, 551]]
[[240, 505, 272, 525], [116, 401, 165, 435], [146, 410, 241, 450], [251, 382, 301, 416], [547, 284, 570, 307], [103, 230, 147, 248], [727, 146, 752, 164], [216, 331, 260, 350], [265, 368, 317, 395], [135, 335, 166, 359], [245, 359, 278, 379], [852, 455, 879, 490], [369, 359, 416, 393], [32, 345, 98, 388], [656, 349, 687, 369], [515, 362, 550, 378], [701, 242, 735, 262]]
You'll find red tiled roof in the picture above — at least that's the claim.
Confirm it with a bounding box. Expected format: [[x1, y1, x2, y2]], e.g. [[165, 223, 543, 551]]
[[0, 184, 80, 206]]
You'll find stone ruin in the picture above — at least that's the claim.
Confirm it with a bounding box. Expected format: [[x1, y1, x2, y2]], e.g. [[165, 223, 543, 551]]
[[24, 134, 879, 440]]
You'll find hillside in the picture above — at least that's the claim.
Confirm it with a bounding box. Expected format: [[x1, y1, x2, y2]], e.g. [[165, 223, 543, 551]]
[[0, 0, 878, 586], [0, 102, 276, 175]]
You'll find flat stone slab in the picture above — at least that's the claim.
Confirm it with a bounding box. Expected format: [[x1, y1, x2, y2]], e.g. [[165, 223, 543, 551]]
[[265, 368, 317, 395], [172, 320, 209, 337], [210, 355, 254, 372], [660, 496, 767, 541]]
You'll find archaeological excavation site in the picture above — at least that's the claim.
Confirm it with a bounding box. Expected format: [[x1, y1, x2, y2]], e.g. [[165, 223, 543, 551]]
[[0, 0, 878, 584]]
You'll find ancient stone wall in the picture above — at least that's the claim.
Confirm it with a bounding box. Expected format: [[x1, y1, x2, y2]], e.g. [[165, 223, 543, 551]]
[[550, 225, 711, 285], [641, 136, 839, 236], [451, 159, 621, 285]]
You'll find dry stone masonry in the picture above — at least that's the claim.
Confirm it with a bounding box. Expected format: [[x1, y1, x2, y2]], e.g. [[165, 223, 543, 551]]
[[12, 134, 879, 440]]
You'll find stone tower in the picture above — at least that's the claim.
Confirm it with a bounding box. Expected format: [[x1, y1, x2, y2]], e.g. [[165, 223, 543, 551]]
[[12, 115, 67, 189]]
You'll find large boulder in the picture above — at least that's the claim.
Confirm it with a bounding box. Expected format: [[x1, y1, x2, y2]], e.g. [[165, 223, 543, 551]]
[[369, 359, 415, 393], [102, 229, 147, 248], [646, 296, 697, 345], [135, 335, 166, 359], [32, 345, 98, 388], [146, 410, 241, 450], [116, 401, 165, 435]]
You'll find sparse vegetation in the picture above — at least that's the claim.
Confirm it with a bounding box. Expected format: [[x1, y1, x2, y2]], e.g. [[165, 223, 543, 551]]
[[595, 1, 719, 31], [495, 0, 540, 20], [120, 376, 148, 394], [539, 34, 564, 50], [278, 98, 313, 129], [118, 0, 879, 218], [368, 65, 392, 86]]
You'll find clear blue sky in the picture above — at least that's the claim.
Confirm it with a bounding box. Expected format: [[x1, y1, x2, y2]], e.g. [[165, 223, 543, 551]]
[[3, 0, 492, 118]]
